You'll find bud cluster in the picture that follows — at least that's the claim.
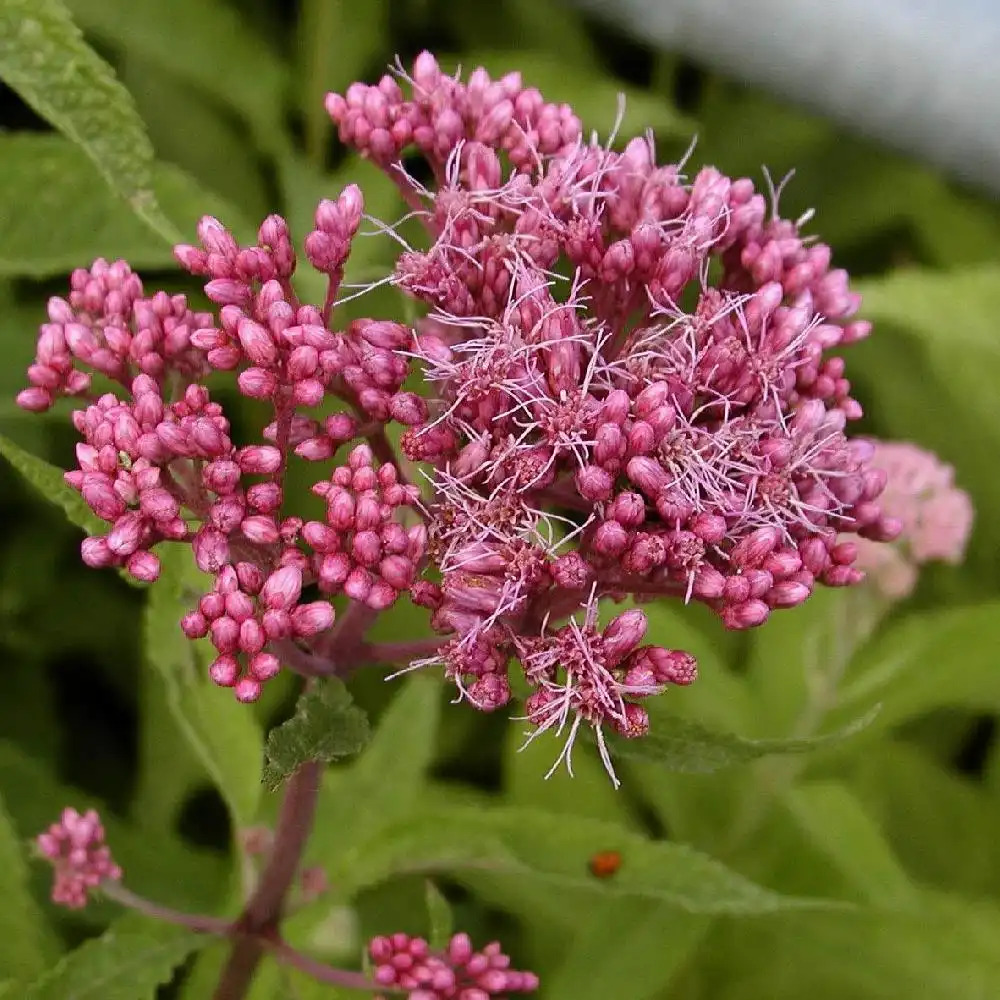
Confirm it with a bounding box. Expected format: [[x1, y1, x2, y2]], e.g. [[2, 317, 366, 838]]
[[16, 51, 908, 775]]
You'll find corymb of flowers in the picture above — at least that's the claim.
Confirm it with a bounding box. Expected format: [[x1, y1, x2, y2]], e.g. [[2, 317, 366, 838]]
[[16, 52, 900, 784]]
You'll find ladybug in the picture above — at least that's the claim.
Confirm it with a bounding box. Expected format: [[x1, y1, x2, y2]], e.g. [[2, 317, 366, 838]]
[[588, 850, 623, 879]]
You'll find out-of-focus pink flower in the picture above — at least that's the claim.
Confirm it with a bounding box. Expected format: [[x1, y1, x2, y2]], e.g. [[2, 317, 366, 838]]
[[851, 441, 973, 598], [36, 808, 121, 909]]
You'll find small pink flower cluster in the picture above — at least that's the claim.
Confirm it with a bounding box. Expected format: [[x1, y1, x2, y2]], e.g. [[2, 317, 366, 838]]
[[35, 807, 121, 909], [369, 932, 539, 1000], [16, 51, 903, 769], [851, 441, 973, 599]]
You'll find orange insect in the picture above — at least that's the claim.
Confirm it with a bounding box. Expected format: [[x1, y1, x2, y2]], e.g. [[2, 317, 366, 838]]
[[588, 850, 623, 878]]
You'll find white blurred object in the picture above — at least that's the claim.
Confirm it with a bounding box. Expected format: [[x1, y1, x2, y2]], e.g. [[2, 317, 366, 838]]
[[573, 0, 1000, 193]]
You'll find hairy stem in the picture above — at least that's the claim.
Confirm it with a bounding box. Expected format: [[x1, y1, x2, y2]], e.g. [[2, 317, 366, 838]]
[[213, 760, 323, 1000]]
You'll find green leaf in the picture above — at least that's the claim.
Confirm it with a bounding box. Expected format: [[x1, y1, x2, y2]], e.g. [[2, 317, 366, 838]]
[[836, 739, 1000, 898], [144, 544, 263, 829], [0, 793, 49, 981], [0, 0, 176, 240], [832, 601, 1000, 732], [423, 880, 453, 951], [0, 430, 105, 536], [308, 675, 441, 866], [0, 739, 227, 915], [65, 0, 288, 148], [330, 804, 846, 915], [24, 912, 205, 1000], [702, 890, 1000, 1000], [0, 133, 255, 277], [852, 266, 1000, 586], [262, 679, 370, 792], [782, 781, 918, 906], [446, 51, 690, 139], [545, 900, 708, 1000], [602, 706, 879, 772]]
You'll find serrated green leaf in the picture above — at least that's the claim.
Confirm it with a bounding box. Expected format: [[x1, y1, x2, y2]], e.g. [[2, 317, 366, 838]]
[[0, 133, 254, 277], [0, 430, 105, 536], [330, 804, 846, 915], [65, 0, 287, 149], [0, 0, 175, 240], [0, 793, 49, 981], [782, 781, 917, 906], [262, 680, 370, 792], [144, 544, 263, 829], [602, 705, 879, 772], [23, 912, 205, 1000], [423, 880, 453, 951], [448, 50, 690, 140], [308, 675, 441, 866]]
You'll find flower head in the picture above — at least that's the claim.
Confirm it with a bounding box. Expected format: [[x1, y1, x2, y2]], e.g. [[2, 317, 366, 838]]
[[35, 808, 121, 909], [850, 440, 973, 598], [369, 931, 539, 999]]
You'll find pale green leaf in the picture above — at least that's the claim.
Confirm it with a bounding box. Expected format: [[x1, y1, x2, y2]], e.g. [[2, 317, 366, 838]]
[[832, 601, 1000, 732], [545, 900, 708, 1000], [262, 679, 370, 792], [308, 675, 440, 866], [703, 890, 1000, 1000], [837, 740, 1000, 898], [0, 793, 49, 982], [0, 0, 175, 239], [66, 0, 288, 147], [24, 912, 205, 1000], [0, 133, 254, 277], [144, 544, 263, 829], [330, 804, 846, 915], [782, 781, 918, 906], [423, 880, 453, 951]]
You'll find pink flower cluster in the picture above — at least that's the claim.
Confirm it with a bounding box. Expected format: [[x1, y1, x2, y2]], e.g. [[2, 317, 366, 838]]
[[16, 51, 899, 769], [35, 807, 121, 909], [369, 932, 539, 1000], [850, 441, 973, 599]]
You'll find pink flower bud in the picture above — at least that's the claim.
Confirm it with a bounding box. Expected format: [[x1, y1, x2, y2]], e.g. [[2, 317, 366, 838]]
[[238, 446, 282, 475], [126, 550, 160, 582], [249, 652, 281, 681], [291, 601, 335, 636], [721, 599, 770, 630], [593, 520, 629, 557], [575, 464, 613, 502], [261, 565, 303, 610], [602, 609, 647, 663], [194, 527, 230, 574], [234, 677, 262, 702], [209, 654, 240, 687]]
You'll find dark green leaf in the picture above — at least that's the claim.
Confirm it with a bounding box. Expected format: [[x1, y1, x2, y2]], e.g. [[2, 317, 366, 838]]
[[66, 0, 288, 148], [0, 133, 254, 277], [0, 430, 105, 536], [330, 804, 847, 914], [24, 912, 205, 1000], [144, 544, 263, 828], [262, 679, 370, 792], [0, 793, 49, 982], [0, 0, 175, 239]]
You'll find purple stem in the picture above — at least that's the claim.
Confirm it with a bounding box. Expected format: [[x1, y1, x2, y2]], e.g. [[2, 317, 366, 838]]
[[101, 882, 232, 935]]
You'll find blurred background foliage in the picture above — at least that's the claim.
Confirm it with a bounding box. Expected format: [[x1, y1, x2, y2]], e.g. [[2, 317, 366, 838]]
[[1, 0, 999, 997]]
